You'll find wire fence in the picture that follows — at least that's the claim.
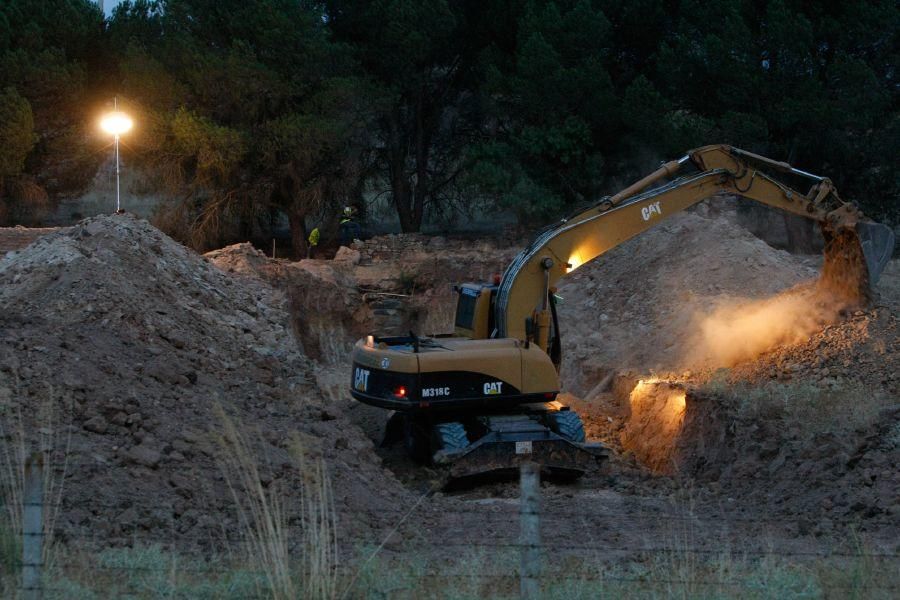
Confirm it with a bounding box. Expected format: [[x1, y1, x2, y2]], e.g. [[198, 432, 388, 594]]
[[4, 455, 899, 600]]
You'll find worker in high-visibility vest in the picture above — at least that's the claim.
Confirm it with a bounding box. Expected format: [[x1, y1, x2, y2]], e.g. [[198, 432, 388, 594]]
[[338, 206, 361, 247], [307, 226, 320, 258]]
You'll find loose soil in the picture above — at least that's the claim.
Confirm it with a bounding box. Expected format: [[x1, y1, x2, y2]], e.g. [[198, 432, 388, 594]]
[[0, 216, 411, 553]]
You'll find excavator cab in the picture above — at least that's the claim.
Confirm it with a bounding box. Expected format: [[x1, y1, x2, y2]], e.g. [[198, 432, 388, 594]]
[[453, 282, 563, 371], [453, 283, 498, 339]]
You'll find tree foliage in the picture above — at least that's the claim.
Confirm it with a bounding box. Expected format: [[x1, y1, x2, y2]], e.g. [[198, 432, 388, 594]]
[[465, 0, 898, 226], [3, 0, 898, 237], [0, 0, 106, 225], [109, 0, 362, 252], [323, 0, 501, 232]]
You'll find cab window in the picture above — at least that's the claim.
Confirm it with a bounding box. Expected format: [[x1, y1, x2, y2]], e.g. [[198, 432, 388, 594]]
[[455, 288, 478, 329]]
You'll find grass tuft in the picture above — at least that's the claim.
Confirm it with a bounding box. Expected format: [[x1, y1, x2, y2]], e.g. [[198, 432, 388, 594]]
[[214, 405, 338, 599]]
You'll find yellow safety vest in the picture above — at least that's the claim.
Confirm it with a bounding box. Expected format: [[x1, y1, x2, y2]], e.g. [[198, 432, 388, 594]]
[[308, 227, 320, 246]]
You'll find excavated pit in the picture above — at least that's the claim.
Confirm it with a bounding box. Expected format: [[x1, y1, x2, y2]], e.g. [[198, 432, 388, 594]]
[[600, 369, 899, 530], [618, 379, 688, 474]]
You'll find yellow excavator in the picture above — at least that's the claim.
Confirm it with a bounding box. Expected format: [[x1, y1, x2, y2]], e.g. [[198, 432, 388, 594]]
[[349, 145, 894, 479]]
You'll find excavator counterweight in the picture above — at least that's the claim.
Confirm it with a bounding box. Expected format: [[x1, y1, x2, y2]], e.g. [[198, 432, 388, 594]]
[[350, 145, 894, 482]]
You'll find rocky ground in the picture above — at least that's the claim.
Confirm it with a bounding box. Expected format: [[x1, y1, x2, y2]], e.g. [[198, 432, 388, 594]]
[[0, 207, 897, 583]]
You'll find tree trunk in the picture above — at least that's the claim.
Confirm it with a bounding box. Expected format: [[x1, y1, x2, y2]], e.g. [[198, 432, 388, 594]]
[[412, 85, 430, 231], [353, 177, 367, 226], [288, 210, 308, 260], [393, 180, 419, 232], [388, 141, 419, 232], [386, 105, 426, 233]]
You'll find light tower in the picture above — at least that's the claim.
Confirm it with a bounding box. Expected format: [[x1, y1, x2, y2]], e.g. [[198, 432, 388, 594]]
[[100, 98, 133, 213]]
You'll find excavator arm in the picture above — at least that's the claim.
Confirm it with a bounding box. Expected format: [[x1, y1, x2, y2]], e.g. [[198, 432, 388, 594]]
[[495, 144, 895, 351]]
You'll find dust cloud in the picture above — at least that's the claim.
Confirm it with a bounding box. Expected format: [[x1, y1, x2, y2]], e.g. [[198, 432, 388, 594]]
[[685, 285, 846, 369]]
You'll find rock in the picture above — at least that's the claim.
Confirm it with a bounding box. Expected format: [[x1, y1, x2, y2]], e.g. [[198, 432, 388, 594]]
[[171, 439, 192, 454], [83, 416, 108, 434], [125, 443, 162, 468], [333, 246, 361, 265], [145, 359, 182, 385], [169, 473, 194, 498], [117, 507, 139, 527]]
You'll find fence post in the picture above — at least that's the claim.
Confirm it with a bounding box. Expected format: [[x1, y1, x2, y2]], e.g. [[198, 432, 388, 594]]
[[519, 462, 540, 600], [22, 452, 43, 600]]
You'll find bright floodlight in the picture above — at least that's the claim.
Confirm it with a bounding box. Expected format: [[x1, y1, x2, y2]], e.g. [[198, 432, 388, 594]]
[[101, 104, 133, 213], [100, 111, 133, 136]]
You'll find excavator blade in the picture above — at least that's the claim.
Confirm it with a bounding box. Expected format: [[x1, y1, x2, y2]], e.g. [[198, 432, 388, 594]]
[[820, 221, 895, 303]]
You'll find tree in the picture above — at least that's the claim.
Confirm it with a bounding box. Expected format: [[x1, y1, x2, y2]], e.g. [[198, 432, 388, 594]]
[[0, 0, 108, 225], [324, 0, 500, 232], [467, 1, 622, 222], [0, 87, 37, 223], [0, 87, 34, 180], [654, 0, 898, 224], [111, 0, 363, 255]]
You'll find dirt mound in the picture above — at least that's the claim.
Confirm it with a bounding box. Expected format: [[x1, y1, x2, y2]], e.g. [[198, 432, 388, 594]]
[[729, 306, 899, 393], [203, 234, 523, 363], [671, 389, 900, 532], [557, 211, 819, 394], [203, 241, 272, 275], [727, 258, 900, 394], [0, 215, 410, 552]]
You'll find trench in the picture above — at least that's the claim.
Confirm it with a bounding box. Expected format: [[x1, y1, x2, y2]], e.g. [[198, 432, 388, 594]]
[[605, 375, 730, 477]]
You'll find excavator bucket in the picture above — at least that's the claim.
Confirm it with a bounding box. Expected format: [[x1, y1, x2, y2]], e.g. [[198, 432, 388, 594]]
[[820, 221, 895, 303], [856, 221, 895, 285]]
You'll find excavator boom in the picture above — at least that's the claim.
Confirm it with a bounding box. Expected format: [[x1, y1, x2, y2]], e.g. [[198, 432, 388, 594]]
[[495, 144, 894, 348]]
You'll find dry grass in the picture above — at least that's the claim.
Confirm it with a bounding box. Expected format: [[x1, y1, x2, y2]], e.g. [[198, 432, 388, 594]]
[[290, 439, 339, 600], [214, 406, 338, 600], [0, 371, 72, 569], [698, 374, 893, 439], [215, 405, 294, 598]]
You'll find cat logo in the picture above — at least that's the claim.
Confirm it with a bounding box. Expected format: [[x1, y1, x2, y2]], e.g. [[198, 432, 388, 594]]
[[641, 201, 662, 221], [353, 367, 370, 392], [483, 382, 503, 395]]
